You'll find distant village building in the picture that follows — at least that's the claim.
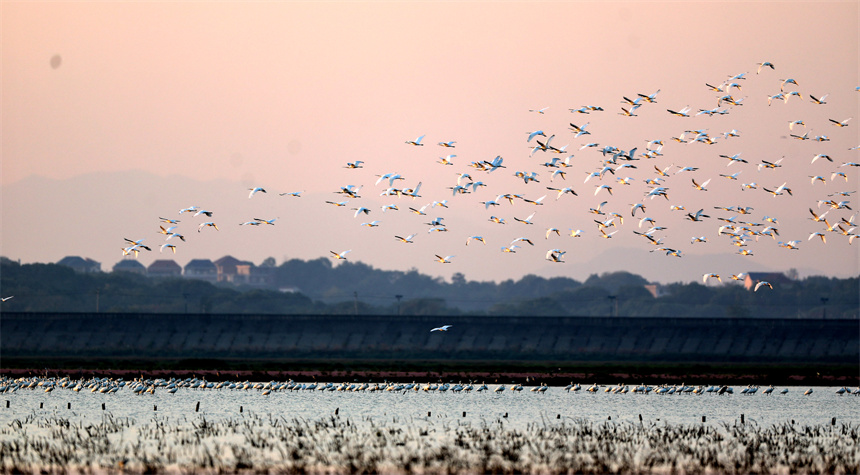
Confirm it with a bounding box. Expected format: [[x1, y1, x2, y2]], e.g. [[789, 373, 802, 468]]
[[214, 255, 253, 283], [147, 259, 182, 278], [184, 259, 218, 283], [744, 272, 792, 290], [112, 259, 146, 275], [57, 256, 101, 273]]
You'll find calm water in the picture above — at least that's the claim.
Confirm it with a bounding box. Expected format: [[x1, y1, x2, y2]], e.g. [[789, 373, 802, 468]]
[[2, 384, 858, 430]]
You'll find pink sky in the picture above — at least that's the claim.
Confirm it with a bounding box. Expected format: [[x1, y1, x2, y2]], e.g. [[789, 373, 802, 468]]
[[2, 2, 858, 285]]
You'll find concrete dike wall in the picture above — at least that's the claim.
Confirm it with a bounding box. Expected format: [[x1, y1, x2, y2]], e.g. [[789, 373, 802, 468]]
[[1, 312, 857, 364]]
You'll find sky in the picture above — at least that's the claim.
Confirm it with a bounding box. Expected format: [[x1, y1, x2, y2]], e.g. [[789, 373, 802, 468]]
[[2, 1, 859, 286]]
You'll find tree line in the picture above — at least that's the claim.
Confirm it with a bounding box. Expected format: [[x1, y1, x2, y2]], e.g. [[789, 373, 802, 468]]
[[0, 257, 856, 318]]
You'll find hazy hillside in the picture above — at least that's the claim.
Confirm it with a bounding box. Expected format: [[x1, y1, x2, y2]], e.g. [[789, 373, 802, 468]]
[[1, 258, 857, 319]]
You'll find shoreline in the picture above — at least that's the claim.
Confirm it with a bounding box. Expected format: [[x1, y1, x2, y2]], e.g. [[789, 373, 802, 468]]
[[3, 367, 857, 386]]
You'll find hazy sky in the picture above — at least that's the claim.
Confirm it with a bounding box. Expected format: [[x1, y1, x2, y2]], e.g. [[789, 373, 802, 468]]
[[2, 1, 858, 285]]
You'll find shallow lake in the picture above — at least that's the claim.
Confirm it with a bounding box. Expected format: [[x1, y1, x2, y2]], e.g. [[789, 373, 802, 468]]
[[2, 382, 857, 430]]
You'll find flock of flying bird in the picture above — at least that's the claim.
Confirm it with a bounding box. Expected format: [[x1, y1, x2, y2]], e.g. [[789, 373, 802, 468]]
[[116, 60, 857, 306]]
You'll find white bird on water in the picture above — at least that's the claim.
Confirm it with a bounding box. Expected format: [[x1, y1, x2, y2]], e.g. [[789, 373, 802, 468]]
[[430, 325, 452, 332]]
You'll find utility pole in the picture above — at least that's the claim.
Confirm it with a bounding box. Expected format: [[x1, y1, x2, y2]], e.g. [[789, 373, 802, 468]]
[[353, 291, 358, 316], [95, 289, 100, 313], [395, 295, 403, 315], [608, 295, 617, 317], [821, 297, 829, 319]]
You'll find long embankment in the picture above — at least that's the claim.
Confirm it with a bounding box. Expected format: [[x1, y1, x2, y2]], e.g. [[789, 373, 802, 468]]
[[1, 312, 857, 384]]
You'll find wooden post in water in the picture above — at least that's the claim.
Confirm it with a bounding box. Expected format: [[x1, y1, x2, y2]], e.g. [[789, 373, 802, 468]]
[[5, 401, 8, 408], [40, 402, 43, 409], [740, 414, 744, 424], [67, 402, 71, 409], [240, 406, 243, 413], [832, 417, 836, 426], [195, 401, 200, 412], [462, 411, 466, 417], [102, 403, 105, 410], [702, 416, 706, 423]]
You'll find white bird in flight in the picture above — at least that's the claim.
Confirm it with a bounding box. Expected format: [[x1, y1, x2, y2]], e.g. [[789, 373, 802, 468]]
[[405, 135, 425, 146], [514, 212, 536, 225], [754, 281, 773, 292], [756, 61, 775, 74], [248, 187, 267, 198], [466, 236, 486, 245], [430, 325, 452, 332], [353, 207, 371, 218], [667, 106, 691, 117], [546, 249, 566, 263], [330, 250, 352, 260]]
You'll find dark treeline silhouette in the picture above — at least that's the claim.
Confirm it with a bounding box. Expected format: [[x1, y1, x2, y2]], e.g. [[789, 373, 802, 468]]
[[1, 257, 857, 318]]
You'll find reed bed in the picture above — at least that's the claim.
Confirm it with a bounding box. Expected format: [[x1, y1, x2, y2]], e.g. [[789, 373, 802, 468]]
[[1, 411, 857, 474]]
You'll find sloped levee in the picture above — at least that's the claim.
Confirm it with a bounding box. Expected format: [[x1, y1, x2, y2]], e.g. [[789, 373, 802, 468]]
[[1, 312, 857, 364]]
